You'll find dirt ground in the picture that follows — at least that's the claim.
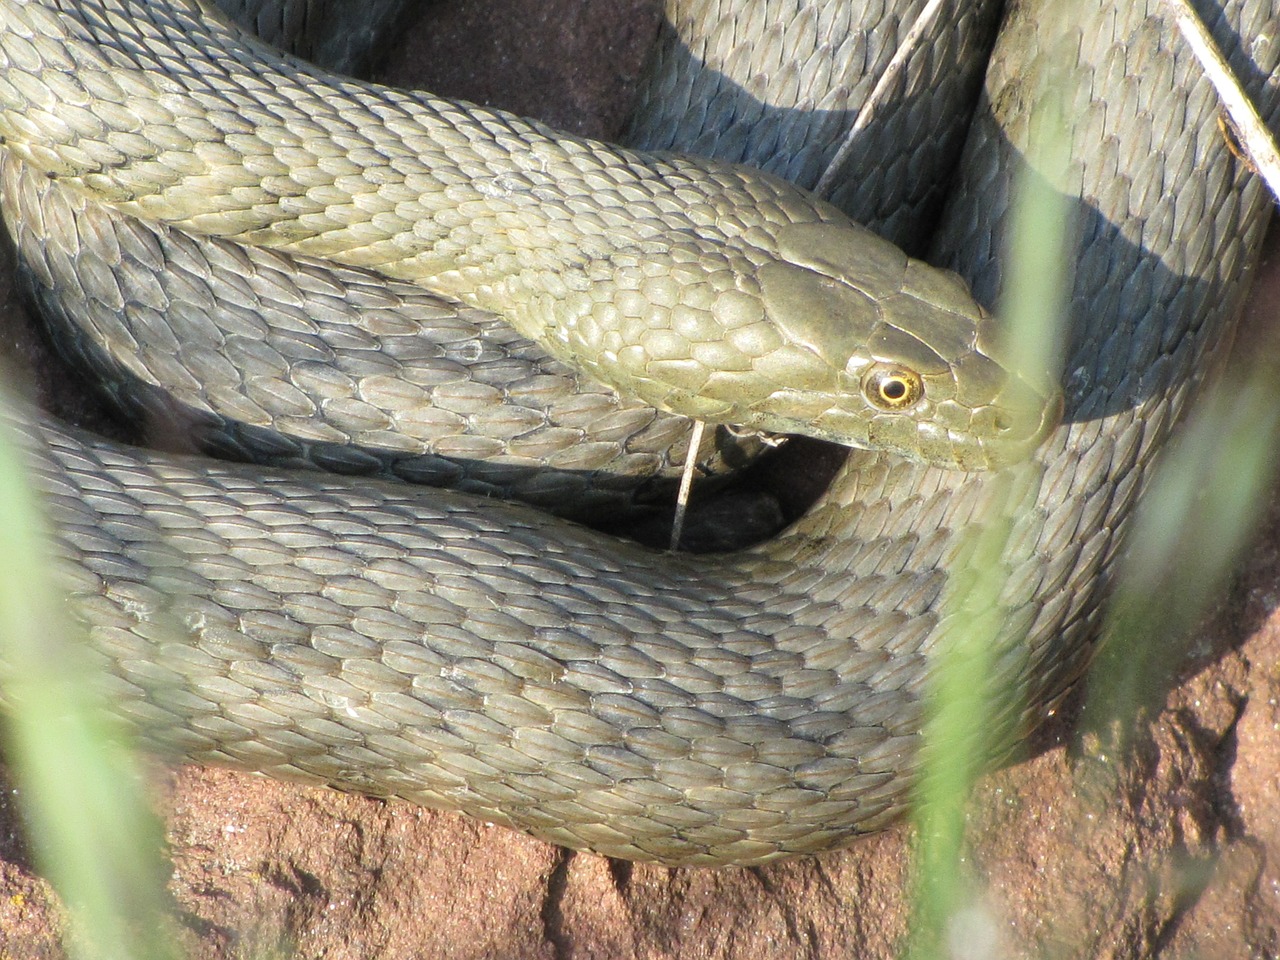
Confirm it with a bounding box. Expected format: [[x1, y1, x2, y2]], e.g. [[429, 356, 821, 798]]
[[0, 1, 1279, 958]]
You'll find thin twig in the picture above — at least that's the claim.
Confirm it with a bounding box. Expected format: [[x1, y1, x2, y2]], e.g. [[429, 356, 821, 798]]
[[1165, 0, 1280, 202], [812, 0, 948, 200], [669, 419, 705, 553]]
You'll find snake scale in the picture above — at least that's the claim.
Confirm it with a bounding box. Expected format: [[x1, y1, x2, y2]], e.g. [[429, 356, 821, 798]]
[[0, 0, 1275, 866]]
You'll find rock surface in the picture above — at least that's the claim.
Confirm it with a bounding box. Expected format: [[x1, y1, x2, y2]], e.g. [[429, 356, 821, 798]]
[[1, 1, 1279, 958]]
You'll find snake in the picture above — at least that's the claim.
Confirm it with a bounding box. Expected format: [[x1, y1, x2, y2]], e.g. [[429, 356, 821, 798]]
[[0, 0, 1274, 866]]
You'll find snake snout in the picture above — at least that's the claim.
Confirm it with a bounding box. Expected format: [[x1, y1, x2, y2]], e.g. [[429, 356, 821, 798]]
[[748, 221, 1062, 470], [963, 370, 1064, 469]]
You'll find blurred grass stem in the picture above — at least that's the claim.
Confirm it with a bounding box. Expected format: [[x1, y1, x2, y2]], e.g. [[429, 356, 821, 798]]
[[0, 389, 177, 960]]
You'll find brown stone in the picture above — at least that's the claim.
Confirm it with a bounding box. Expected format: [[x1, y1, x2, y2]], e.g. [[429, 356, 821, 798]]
[[1, 2, 1278, 958]]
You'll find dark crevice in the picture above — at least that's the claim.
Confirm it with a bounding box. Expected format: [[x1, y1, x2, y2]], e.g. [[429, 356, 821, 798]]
[[541, 846, 576, 959], [260, 861, 325, 899], [1204, 695, 1250, 841], [749, 866, 818, 960], [606, 856, 633, 895]]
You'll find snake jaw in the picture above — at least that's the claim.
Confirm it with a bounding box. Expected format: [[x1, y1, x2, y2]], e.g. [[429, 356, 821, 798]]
[[732, 222, 1062, 470]]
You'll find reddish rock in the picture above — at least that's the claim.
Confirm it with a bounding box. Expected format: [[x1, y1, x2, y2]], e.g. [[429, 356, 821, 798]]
[[0, 2, 1278, 958]]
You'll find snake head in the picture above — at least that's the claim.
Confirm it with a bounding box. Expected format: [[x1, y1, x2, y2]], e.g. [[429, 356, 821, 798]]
[[516, 218, 1058, 472], [697, 222, 1062, 471]]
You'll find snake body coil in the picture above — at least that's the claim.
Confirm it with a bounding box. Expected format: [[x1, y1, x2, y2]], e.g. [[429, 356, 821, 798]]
[[0, 0, 1275, 865]]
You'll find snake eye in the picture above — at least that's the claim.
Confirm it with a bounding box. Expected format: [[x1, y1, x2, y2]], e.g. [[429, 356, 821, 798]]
[[862, 363, 924, 411]]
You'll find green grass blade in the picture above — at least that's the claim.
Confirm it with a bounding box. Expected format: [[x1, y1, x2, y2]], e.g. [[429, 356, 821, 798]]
[[1083, 360, 1280, 752], [0, 392, 180, 960], [904, 97, 1072, 959]]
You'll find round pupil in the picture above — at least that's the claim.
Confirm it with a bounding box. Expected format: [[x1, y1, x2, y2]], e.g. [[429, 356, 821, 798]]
[[881, 378, 907, 401]]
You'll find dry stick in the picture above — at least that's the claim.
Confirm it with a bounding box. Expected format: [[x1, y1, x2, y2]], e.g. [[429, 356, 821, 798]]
[[1165, 0, 1280, 201], [812, 0, 948, 200], [669, 419, 706, 552]]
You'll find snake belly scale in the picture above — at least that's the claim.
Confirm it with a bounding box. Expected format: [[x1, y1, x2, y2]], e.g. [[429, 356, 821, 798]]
[[0, 0, 1274, 866]]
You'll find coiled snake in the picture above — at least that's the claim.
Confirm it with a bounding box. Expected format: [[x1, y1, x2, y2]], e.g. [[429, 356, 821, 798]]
[[0, 0, 1275, 865]]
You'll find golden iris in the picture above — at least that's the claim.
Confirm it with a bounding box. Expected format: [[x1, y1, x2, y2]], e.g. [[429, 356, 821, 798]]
[[862, 363, 924, 411]]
